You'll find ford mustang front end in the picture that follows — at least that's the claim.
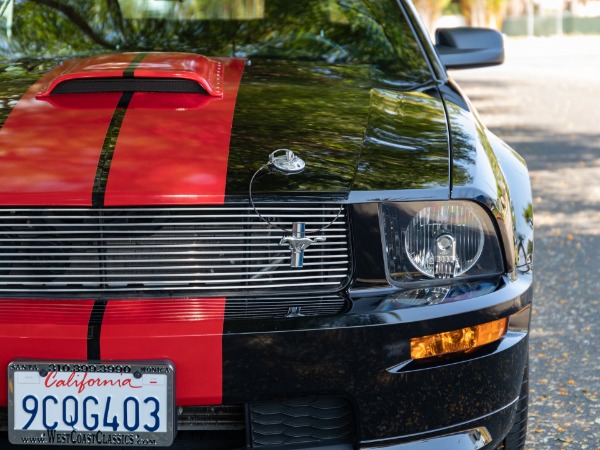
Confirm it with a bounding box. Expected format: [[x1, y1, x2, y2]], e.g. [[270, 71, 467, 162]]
[[0, 1, 533, 449]]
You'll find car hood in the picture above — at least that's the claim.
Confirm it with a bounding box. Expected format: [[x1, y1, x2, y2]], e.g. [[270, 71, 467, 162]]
[[0, 54, 450, 206]]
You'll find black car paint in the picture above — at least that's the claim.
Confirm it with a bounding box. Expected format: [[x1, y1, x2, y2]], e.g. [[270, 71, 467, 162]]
[[225, 61, 449, 195]]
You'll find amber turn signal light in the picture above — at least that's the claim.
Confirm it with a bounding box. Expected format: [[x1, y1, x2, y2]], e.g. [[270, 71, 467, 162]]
[[410, 318, 508, 360]]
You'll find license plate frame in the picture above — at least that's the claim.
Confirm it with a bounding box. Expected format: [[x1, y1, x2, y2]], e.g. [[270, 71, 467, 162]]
[[8, 360, 175, 446]]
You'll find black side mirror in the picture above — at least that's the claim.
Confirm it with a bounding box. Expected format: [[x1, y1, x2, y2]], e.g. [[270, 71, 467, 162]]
[[435, 27, 504, 70]]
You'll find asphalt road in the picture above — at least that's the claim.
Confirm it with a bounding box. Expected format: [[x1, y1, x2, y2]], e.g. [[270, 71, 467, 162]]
[[451, 36, 600, 450]]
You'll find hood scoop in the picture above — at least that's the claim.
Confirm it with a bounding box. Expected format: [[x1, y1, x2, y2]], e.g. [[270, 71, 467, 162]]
[[36, 53, 224, 97]]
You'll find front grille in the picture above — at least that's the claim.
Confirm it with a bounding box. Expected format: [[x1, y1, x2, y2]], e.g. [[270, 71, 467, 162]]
[[225, 294, 346, 319], [249, 397, 355, 447], [0, 205, 350, 297]]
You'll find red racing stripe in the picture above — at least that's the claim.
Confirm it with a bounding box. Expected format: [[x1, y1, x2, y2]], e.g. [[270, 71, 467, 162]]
[[100, 298, 226, 405], [0, 54, 139, 206], [0, 300, 94, 405], [103, 57, 246, 206]]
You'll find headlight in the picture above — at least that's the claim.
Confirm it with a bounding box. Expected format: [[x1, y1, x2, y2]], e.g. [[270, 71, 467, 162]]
[[381, 201, 503, 284]]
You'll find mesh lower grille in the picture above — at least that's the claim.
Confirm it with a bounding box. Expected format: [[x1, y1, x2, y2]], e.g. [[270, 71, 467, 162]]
[[0, 205, 350, 297], [249, 397, 354, 447], [177, 406, 245, 431]]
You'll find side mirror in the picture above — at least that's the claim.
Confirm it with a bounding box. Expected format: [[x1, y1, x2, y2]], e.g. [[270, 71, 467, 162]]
[[435, 27, 504, 70]]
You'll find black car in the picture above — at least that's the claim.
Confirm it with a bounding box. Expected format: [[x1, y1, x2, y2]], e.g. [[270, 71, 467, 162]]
[[0, 1, 533, 449]]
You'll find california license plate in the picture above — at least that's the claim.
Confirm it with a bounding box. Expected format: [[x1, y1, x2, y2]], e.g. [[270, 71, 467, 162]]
[[8, 361, 175, 446]]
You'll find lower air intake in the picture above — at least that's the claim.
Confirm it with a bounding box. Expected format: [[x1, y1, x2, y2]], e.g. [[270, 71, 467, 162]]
[[249, 397, 355, 447]]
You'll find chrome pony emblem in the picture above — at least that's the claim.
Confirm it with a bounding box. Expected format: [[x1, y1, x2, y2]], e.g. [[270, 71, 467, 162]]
[[280, 222, 326, 268]]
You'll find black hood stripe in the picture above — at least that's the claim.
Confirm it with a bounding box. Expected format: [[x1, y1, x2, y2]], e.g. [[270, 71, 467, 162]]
[[123, 52, 147, 78], [91, 54, 147, 208], [92, 91, 133, 208], [87, 299, 107, 360]]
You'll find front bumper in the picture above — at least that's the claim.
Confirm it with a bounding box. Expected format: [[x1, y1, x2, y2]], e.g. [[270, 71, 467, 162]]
[[220, 272, 531, 446], [0, 272, 531, 449]]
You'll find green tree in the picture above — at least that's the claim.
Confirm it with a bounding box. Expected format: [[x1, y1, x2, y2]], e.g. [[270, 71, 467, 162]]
[[414, 0, 451, 31]]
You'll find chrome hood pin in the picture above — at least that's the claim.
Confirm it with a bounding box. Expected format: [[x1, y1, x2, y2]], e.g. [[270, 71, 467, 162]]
[[269, 149, 305, 174]]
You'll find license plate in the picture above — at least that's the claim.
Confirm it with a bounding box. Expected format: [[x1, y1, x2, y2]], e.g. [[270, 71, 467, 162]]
[[8, 361, 175, 446]]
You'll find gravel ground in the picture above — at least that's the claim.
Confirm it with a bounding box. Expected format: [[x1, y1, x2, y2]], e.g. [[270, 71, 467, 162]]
[[451, 36, 600, 450]]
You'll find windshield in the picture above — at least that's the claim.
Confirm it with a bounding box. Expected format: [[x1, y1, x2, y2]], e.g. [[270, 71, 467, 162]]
[[0, 0, 430, 77]]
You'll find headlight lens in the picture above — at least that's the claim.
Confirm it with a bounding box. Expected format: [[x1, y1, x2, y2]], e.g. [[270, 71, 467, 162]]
[[381, 201, 503, 284], [405, 204, 484, 278]]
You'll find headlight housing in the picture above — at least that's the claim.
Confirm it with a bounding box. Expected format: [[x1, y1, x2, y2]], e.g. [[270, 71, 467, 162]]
[[381, 201, 503, 285]]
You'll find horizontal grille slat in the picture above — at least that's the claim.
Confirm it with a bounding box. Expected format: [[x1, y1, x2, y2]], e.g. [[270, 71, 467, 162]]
[[0, 239, 346, 245], [0, 267, 348, 276], [0, 205, 350, 299], [0, 276, 345, 285], [0, 261, 349, 268], [0, 270, 348, 279], [2, 242, 348, 251], [0, 221, 347, 227], [0, 232, 348, 238], [0, 252, 348, 259], [0, 282, 343, 293]]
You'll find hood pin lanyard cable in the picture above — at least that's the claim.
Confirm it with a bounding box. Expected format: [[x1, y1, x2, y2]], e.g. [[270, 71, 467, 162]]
[[248, 150, 344, 268], [248, 149, 343, 234]]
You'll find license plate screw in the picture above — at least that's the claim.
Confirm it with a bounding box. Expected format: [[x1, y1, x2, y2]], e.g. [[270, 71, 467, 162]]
[[134, 370, 142, 379], [39, 369, 48, 377]]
